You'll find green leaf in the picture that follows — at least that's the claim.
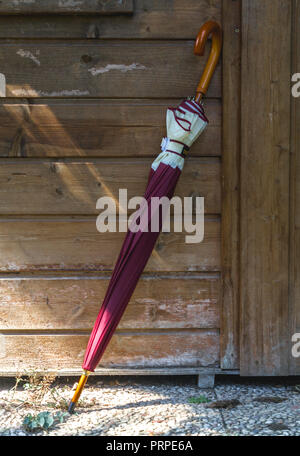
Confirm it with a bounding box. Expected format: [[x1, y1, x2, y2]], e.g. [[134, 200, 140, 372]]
[[31, 420, 38, 429], [23, 410, 69, 432], [45, 415, 54, 428], [188, 395, 211, 404], [54, 411, 69, 423], [23, 415, 32, 427], [37, 415, 45, 427]]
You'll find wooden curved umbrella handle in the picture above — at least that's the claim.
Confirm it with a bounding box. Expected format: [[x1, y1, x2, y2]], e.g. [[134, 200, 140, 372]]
[[194, 21, 222, 102]]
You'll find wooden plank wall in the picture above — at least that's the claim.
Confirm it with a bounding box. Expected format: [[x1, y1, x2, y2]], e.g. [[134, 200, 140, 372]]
[[290, 0, 300, 375], [220, 0, 241, 370], [240, 0, 292, 375], [0, 0, 222, 374]]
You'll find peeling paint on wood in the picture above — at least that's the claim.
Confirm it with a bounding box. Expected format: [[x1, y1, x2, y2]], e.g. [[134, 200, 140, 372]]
[[58, 0, 83, 8], [88, 63, 146, 76], [1, 42, 221, 98], [11, 89, 90, 97], [0, 335, 6, 359], [0, 332, 219, 371], [16, 49, 41, 66]]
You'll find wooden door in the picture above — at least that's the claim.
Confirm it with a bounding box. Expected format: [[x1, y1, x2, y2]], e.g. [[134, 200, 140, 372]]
[[289, 0, 300, 375], [240, 0, 291, 375], [221, 0, 300, 375], [222, 0, 300, 376]]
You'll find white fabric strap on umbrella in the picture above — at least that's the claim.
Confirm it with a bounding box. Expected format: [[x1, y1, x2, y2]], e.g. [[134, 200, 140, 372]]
[[152, 99, 208, 172]]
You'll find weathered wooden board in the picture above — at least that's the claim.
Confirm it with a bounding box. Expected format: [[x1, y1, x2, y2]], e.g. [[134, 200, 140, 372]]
[[293, 112, 300, 226], [240, 0, 291, 376], [0, 367, 237, 377], [289, 0, 300, 375], [0, 99, 221, 158], [0, 0, 221, 39], [0, 41, 221, 98], [220, 0, 241, 370], [0, 218, 220, 272], [0, 0, 134, 15], [0, 158, 221, 215], [0, 331, 220, 371], [293, 228, 300, 333], [0, 274, 220, 330]]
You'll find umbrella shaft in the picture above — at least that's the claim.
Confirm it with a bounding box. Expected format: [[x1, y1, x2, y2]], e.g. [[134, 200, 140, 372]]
[[68, 370, 90, 413], [195, 92, 204, 103]]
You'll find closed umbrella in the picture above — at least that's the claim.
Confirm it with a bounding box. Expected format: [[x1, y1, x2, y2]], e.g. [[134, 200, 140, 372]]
[[68, 20, 222, 413]]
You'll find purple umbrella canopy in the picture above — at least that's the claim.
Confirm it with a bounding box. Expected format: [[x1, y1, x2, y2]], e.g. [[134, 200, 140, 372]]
[[68, 99, 208, 414], [68, 21, 222, 413], [83, 99, 208, 373]]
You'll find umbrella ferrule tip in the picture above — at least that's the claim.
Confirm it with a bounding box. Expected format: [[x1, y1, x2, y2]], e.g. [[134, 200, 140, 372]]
[[68, 401, 76, 414]]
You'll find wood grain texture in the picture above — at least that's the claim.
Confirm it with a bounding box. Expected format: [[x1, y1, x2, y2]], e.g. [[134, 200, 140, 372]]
[[0, 0, 134, 15], [0, 218, 220, 273], [0, 41, 221, 98], [0, 0, 221, 39], [220, 0, 241, 370], [0, 99, 221, 158], [0, 0, 223, 375], [0, 158, 221, 215], [0, 275, 220, 330], [240, 0, 291, 376], [293, 227, 300, 333], [289, 0, 300, 375], [0, 331, 220, 371], [0, 367, 238, 377]]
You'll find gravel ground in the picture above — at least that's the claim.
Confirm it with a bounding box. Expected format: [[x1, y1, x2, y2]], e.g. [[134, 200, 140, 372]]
[[0, 375, 300, 436]]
